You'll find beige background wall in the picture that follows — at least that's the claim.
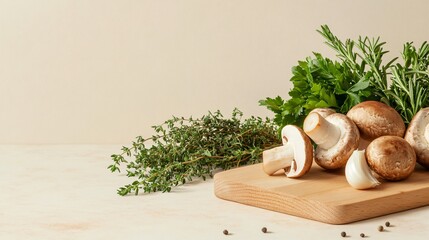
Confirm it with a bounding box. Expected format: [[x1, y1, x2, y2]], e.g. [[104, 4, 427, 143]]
[[0, 0, 428, 144]]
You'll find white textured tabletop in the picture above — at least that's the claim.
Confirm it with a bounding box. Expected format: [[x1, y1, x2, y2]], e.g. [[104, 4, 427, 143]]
[[1, 145, 428, 239]]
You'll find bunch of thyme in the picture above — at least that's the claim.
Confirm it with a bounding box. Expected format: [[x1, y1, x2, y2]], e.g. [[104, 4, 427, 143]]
[[108, 108, 280, 195]]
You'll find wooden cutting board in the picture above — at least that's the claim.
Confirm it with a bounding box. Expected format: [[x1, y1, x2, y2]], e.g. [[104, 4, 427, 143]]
[[214, 163, 429, 224]]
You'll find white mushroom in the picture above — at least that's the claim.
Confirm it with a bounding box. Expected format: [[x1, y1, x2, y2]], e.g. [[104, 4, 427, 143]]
[[347, 101, 405, 149], [404, 107, 429, 168], [303, 112, 359, 169], [262, 125, 313, 177]]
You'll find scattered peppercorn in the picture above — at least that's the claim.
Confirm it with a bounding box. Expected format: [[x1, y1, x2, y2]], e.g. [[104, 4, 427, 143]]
[[385, 221, 391, 227], [223, 229, 229, 235], [261, 227, 267, 233], [341, 231, 346, 237], [360, 233, 365, 238], [378, 225, 384, 232]]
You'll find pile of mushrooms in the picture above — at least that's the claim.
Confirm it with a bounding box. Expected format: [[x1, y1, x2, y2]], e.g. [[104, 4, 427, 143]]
[[262, 101, 426, 190]]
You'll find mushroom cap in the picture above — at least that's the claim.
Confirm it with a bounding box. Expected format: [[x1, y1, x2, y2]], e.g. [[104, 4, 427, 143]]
[[309, 108, 336, 118], [315, 113, 360, 169], [366, 136, 416, 181], [346, 101, 405, 140], [281, 125, 313, 178], [404, 107, 429, 168]]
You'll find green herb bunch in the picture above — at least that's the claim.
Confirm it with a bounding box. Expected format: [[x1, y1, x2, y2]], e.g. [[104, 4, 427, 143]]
[[318, 25, 397, 105], [260, 25, 395, 128], [108, 109, 280, 195], [314, 26, 429, 123], [261, 25, 429, 128]]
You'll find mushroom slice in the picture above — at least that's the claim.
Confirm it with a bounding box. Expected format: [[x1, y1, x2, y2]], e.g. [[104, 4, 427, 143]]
[[347, 101, 405, 149], [404, 107, 429, 168], [262, 125, 313, 178], [304, 112, 359, 170], [309, 108, 336, 118], [366, 136, 416, 181]]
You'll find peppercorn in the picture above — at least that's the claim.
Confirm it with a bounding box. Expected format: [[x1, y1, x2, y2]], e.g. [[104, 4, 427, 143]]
[[360, 233, 365, 238], [385, 221, 391, 227], [223, 229, 229, 235], [378, 225, 384, 232], [340, 231, 346, 237], [261, 227, 267, 233]]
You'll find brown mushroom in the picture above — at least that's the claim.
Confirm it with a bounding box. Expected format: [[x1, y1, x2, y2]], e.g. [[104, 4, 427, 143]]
[[303, 112, 359, 169], [262, 125, 313, 177], [366, 136, 416, 181], [404, 107, 429, 168], [347, 101, 405, 149]]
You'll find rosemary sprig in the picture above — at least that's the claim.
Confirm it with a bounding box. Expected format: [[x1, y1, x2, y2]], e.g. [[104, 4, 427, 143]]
[[108, 108, 280, 195], [390, 41, 429, 123], [317, 25, 364, 75]]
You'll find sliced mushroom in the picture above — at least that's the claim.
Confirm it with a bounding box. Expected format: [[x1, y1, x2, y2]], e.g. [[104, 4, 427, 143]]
[[404, 107, 429, 168], [262, 125, 313, 177], [303, 112, 359, 169], [309, 108, 336, 118], [347, 101, 405, 149], [366, 136, 416, 181]]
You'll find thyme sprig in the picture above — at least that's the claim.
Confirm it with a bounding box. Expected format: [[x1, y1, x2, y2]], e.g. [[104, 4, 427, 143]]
[[108, 108, 280, 195]]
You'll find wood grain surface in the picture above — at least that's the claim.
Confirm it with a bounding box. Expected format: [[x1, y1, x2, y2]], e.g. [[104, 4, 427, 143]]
[[214, 163, 429, 224]]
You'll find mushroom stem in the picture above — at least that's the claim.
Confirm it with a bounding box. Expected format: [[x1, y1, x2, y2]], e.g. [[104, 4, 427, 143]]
[[262, 143, 294, 175], [303, 112, 341, 149]]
